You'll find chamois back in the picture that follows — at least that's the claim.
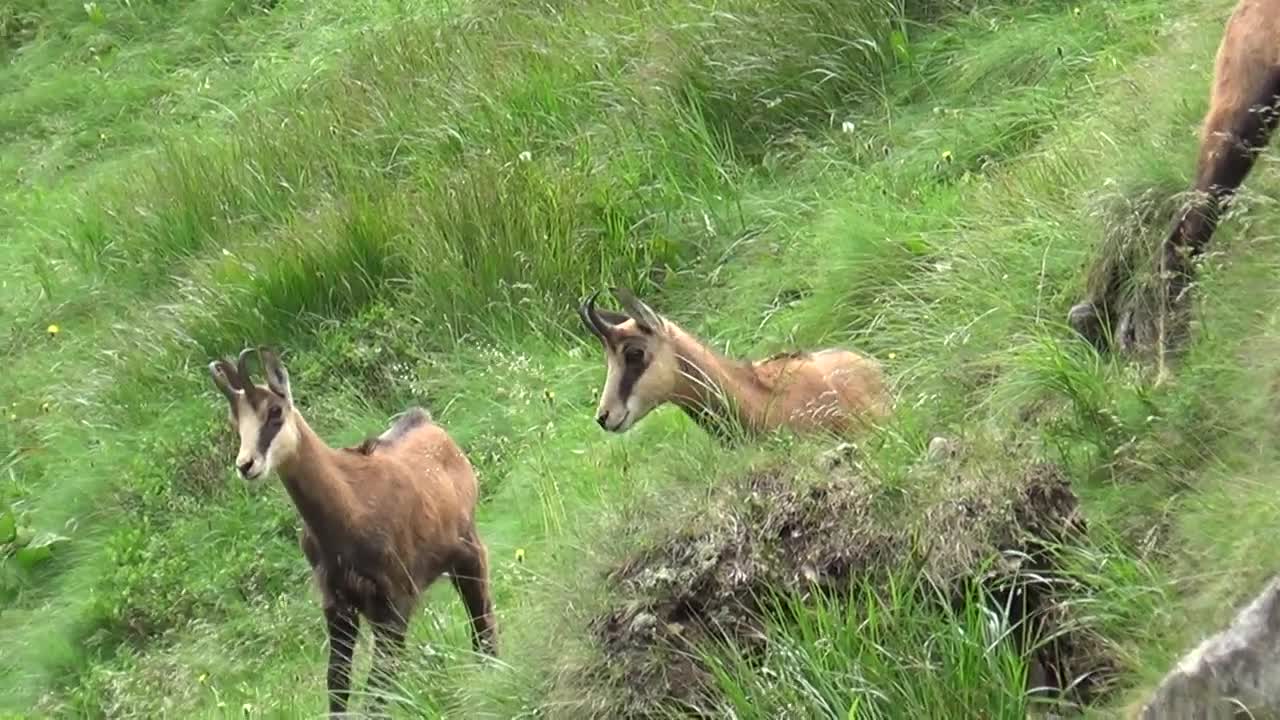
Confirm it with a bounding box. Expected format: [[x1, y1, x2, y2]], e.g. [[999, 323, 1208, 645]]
[[347, 407, 433, 456]]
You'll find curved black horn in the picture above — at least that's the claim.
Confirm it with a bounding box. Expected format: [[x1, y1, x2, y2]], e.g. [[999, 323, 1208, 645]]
[[579, 290, 610, 339], [236, 347, 257, 389], [209, 360, 241, 400]]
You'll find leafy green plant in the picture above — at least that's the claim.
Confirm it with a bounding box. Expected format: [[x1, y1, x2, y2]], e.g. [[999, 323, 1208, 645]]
[[0, 507, 68, 572], [83, 3, 107, 26]]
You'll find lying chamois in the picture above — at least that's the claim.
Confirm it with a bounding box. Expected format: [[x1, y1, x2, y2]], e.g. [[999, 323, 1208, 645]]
[[208, 348, 496, 716], [1070, 0, 1280, 353], [578, 289, 891, 439]]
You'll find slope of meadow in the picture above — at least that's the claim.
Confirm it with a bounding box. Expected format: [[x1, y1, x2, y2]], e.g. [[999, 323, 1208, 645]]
[[3, 0, 1278, 717]]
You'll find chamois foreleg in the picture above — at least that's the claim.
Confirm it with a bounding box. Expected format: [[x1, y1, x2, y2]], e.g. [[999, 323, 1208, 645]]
[[324, 603, 360, 716], [1070, 69, 1280, 354], [451, 530, 498, 656], [365, 598, 410, 713], [1159, 70, 1280, 322]]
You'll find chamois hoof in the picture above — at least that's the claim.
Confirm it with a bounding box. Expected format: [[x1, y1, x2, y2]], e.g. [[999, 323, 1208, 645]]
[[1067, 301, 1110, 353], [1071, 281, 1194, 366], [1115, 303, 1191, 360], [1114, 307, 1140, 355]]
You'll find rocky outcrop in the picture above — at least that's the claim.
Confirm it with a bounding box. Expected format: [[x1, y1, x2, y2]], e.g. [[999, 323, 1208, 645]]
[[1141, 576, 1280, 719]]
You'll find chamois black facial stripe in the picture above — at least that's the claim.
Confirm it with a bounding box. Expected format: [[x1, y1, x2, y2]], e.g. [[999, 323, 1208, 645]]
[[617, 350, 647, 402], [257, 412, 284, 455]]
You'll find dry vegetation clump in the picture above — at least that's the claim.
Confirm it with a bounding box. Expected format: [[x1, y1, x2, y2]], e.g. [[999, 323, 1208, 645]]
[[572, 454, 1115, 717]]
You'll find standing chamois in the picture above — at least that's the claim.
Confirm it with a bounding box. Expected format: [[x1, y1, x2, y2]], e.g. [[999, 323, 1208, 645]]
[[578, 289, 891, 440], [208, 348, 496, 716], [1069, 0, 1280, 354]]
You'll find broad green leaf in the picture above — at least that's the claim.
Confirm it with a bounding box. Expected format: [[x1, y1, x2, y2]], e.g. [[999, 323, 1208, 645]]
[[15, 545, 51, 569], [14, 532, 68, 569], [12, 526, 34, 548], [0, 511, 14, 545]]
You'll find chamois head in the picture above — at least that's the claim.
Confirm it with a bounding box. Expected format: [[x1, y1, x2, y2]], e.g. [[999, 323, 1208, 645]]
[[579, 288, 680, 433], [208, 347, 300, 481]]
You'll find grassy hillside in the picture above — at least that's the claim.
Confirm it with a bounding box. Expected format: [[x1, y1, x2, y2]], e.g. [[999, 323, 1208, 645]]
[[3, 0, 1279, 717]]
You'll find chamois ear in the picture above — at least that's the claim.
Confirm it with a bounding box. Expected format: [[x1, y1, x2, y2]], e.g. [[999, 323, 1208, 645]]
[[613, 287, 663, 334], [258, 347, 293, 404], [208, 360, 241, 402]]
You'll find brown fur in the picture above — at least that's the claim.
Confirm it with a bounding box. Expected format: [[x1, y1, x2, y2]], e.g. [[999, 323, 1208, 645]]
[[209, 351, 495, 716], [579, 290, 891, 439], [1070, 0, 1280, 353]]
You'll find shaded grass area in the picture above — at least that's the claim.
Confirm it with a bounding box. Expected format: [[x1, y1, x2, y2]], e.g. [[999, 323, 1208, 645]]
[[5, 0, 1280, 717]]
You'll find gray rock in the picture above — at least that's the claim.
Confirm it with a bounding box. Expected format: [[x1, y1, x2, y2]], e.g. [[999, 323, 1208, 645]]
[[628, 612, 657, 636], [1141, 575, 1280, 719], [926, 436, 958, 463]]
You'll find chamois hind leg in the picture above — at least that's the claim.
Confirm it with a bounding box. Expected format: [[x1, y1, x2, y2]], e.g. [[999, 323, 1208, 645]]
[[324, 603, 360, 716], [451, 528, 498, 656], [365, 596, 411, 714]]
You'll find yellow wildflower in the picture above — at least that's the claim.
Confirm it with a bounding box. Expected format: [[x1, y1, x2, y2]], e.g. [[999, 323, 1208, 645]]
[[47, 324, 60, 337], [515, 548, 526, 563], [941, 150, 953, 164]]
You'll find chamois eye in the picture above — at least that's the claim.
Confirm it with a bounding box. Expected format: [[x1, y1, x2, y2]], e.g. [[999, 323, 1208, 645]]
[[624, 347, 645, 365], [268, 405, 283, 421]]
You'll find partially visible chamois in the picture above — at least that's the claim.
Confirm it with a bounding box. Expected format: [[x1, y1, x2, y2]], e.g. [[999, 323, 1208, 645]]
[[578, 289, 891, 440], [208, 348, 496, 716], [1070, 0, 1280, 353]]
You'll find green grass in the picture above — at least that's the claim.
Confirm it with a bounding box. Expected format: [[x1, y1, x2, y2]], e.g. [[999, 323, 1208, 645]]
[[3, 0, 1279, 716], [705, 579, 1031, 719]]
